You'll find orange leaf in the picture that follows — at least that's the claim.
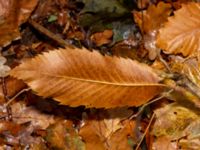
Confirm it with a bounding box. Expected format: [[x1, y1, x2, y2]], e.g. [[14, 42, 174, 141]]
[[90, 30, 113, 46], [133, 2, 171, 33], [10, 47, 164, 108], [0, 0, 38, 47], [79, 108, 135, 150], [156, 2, 200, 56]]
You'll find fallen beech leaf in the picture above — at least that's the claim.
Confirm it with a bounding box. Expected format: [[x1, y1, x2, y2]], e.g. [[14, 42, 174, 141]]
[[79, 108, 135, 150], [156, 2, 200, 56], [90, 30, 113, 46], [10, 47, 164, 108], [0, 0, 38, 47]]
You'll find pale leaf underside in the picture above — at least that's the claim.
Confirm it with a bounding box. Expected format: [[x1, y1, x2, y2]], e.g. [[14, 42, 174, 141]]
[[156, 2, 200, 56], [10, 47, 164, 108]]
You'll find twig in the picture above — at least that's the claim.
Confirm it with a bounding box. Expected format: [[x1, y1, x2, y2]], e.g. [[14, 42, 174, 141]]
[[157, 51, 172, 73], [129, 89, 174, 120], [1, 77, 12, 120], [135, 113, 155, 150], [28, 19, 72, 47], [4, 88, 31, 107]]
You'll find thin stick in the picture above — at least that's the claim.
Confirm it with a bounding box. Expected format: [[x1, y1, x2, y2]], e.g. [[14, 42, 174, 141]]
[[28, 19, 71, 47], [1, 77, 12, 120], [157, 51, 172, 73], [129, 89, 174, 120], [4, 88, 31, 107], [135, 113, 155, 150]]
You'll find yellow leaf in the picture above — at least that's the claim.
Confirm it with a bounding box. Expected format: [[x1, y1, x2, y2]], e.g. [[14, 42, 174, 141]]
[[157, 2, 200, 56], [10, 47, 164, 108]]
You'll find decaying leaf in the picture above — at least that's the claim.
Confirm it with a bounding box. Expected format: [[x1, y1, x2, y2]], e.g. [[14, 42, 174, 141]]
[[10, 47, 164, 108], [156, 2, 200, 56], [0, 0, 38, 47], [46, 121, 85, 150], [152, 103, 200, 149]]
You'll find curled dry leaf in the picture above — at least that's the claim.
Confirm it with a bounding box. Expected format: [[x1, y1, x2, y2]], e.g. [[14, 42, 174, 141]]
[[156, 2, 200, 56], [0, 0, 38, 47], [10, 47, 164, 108]]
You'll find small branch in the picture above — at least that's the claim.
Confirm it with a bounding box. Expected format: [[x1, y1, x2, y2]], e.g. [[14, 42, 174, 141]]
[[135, 113, 155, 150], [129, 89, 174, 120], [1, 77, 12, 121], [177, 75, 200, 99], [157, 51, 172, 73], [4, 88, 31, 107], [28, 19, 72, 47]]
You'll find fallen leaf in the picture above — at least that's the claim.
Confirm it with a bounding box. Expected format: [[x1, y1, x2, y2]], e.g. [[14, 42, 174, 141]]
[[133, 2, 172, 34], [133, 2, 172, 60], [90, 30, 113, 46], [0, 77, 27, 103], [156, 2, 200, 56], [0, 56, 10, 77], [79, 0, 129, 28], [153, 136, 177, 150], [46, 120, 85, 150], [0, 0, 38, 47], [79, 108, 135, 150], [152, 103, 200, 140], [10, 47, 164, 108], [11, 101, 55, 129]]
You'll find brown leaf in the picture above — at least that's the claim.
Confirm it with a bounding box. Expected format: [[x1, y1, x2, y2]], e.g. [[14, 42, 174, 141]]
[[0, 77, 26, 103], [152, 103, 200, 139], [156, 2, 200, 56], [46, 120, 85, 150], [79, 108, 135, 150], [10, 47, 164, 108], [90, 30, 113, 47], [133, 2, 172, 33], [133, 2, 172, 60], [0, 0, 38, 47], [11, 101, 55, 129]]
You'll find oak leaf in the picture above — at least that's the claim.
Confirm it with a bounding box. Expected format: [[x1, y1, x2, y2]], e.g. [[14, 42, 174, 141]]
[[10, 47, 164, 108], [156, 2, 200, 56]]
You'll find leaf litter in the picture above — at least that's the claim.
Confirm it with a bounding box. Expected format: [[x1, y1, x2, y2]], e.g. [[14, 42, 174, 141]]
[[0, 0, 199, 149]]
